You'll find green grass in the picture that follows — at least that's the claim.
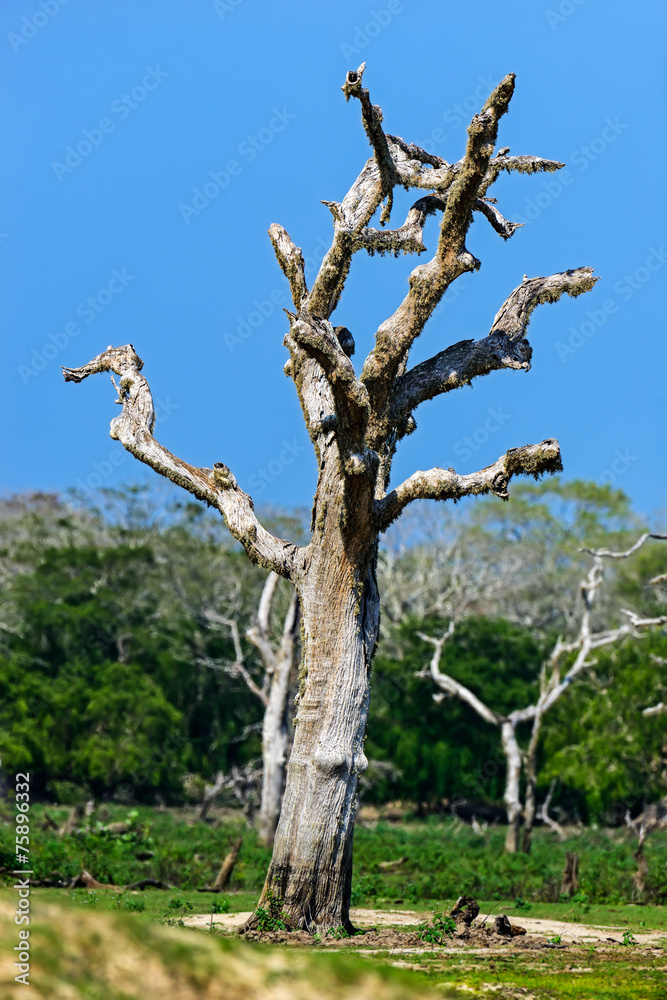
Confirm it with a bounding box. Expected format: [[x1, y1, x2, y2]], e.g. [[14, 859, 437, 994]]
[[406, 948, 667, 1000], [3, 805, 664, 999], [0, 885, 256, 923], [2, 804, 666, 908]]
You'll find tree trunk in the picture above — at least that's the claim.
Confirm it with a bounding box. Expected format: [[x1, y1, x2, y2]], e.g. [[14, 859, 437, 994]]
[[502, 721, 522, 854], [521, 711, 542, 853], [560, 851, 579, 897], [256, 641, 294, 848], [250, 547, 379, 933]]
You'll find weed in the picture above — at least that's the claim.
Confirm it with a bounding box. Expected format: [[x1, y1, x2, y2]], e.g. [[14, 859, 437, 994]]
[[572, 891, 591, 914], [622, 930, 637, 946], [326, 926, 350, 940], [547, 935, 562, 944], [255, 888, 289, 932], [210, 898, 230, 914], [514, 897, 532, 911], [419, 908, 456, 945]]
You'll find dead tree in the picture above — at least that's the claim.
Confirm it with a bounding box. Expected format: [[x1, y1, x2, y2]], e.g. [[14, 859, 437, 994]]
[[200, 572, 300, 846], [420, 534, 667, 853], [63, 66, 597, 932], [626, 797, 667, 895]]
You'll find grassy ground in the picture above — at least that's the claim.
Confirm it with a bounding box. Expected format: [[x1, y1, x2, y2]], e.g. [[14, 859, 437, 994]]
[[2, 805, 666, 997], [3, 803, 665, 906], [396, 947, 667, 999], [1, 890, 664, 999], [7, 886, 666, 938]]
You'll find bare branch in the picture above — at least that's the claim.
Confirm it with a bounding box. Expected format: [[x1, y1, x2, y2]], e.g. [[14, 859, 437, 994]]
[[474, 197, 523, 240], [378, 438, 562, 532], [537, 779, 567, 841], [393, 267, 598, 427], [341, 62, 400, 225], [361, 74, 517, 405], [286, 315, 370, 465], [417, 625, 504, 726], [477, 151, 565, 198], [62, 345, 298, 580], [268, 224, 308, 310], [579, 533, 667, 559]]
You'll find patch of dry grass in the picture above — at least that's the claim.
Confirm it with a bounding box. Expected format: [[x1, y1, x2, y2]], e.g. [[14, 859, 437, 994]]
[[0, 899, 442, 1000]]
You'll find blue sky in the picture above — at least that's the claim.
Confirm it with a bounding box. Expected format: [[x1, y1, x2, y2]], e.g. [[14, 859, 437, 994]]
[[2, 0, 665, 524]]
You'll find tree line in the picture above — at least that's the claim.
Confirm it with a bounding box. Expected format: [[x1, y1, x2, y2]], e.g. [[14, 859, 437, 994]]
[[1, 479, 664, 830]]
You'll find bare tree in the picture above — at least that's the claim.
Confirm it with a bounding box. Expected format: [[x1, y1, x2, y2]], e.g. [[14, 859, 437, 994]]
[[63, 67, 597, 931], [419, 534, 667, 853], [199, 572, 300, 846]]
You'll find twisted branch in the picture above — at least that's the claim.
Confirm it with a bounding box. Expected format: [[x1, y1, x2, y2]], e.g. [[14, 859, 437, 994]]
[[378, 438, 562, 532], [62, 345, 298, 580]]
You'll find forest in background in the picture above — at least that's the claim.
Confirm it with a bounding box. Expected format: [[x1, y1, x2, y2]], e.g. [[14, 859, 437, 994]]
[[1, 479, 665, 825]]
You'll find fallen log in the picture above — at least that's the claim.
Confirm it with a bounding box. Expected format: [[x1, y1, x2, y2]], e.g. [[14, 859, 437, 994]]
[[200, 837, 243, 892], [68, 870, 173, 892], [378, 856, 408, 871]]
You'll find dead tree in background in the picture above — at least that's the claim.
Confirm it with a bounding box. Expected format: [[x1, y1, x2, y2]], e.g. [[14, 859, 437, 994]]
[[200, 572, 300, 847], [420, 534, 667, 853], [64, 66, 597, 931]]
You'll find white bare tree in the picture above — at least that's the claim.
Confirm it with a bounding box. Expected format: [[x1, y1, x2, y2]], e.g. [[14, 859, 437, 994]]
[[419, 534, 667, 852], [199, 572, 300, 847], [63, 67, 597, 931]]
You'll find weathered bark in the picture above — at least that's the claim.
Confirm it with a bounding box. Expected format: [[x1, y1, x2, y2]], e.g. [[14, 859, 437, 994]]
[[252, 538, 379, 932], [64, 67, 599, 931]]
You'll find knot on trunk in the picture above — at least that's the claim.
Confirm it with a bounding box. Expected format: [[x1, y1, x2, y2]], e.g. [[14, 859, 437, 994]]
[[313, 746, 349, 777]]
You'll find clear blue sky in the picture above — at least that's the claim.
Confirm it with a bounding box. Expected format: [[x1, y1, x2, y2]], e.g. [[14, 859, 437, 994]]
[[3, 0, 665, 523]]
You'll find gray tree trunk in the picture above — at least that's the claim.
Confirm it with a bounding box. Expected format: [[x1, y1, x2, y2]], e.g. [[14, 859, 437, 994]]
[[64, 68, 596, 931], [263, 553, 379, 931], [501, 721, 522, 854]]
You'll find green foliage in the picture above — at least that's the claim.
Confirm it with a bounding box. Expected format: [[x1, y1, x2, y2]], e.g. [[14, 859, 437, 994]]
[[367, 616, 545, 805], [0, 492, 273, 801], [255, 888, 289, 932], [326, 925, 351, 939], [419, 907, 456, 944], [541, 630, 667, 822], [210, 898, 230, 914]]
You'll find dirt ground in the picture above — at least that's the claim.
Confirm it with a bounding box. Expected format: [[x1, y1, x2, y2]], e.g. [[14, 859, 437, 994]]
[[182, 907, 667, 948]]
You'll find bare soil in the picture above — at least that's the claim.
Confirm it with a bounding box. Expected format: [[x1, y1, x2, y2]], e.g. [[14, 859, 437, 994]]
[[182, 906, 667, 948]]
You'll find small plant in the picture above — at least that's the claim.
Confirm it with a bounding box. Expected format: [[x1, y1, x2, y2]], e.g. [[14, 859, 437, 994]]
[[210, 898, 230, 915], [548, 935, 562, 945], [622, 930, 637, 946], [255, 888, 289, 933], [168, 896, 193, 911], [124, 896, 146, 912], [572, 891, 591, 914], [514, 897, 532, 911], [419, 908, 456, 945], [326, 925, 350, 940], [72, 890, 98, 906]]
